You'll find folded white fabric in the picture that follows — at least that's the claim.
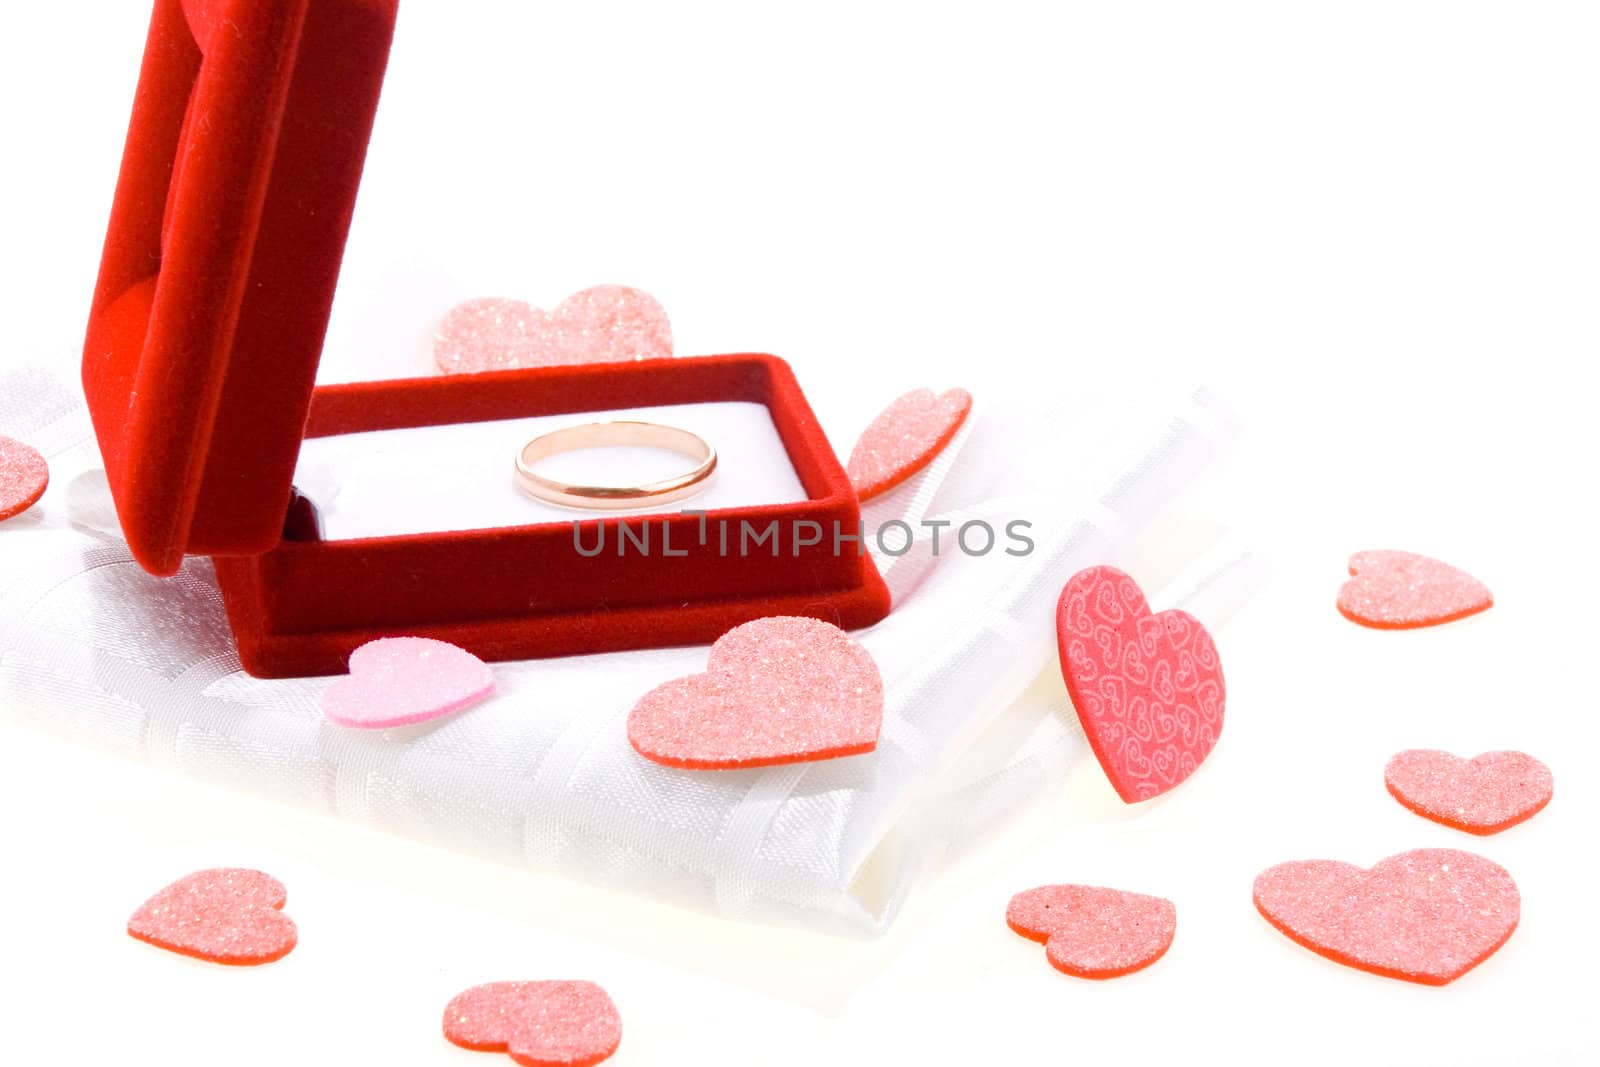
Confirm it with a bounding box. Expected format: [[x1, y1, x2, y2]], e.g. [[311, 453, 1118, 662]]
[[0, 369, 1250, 934]]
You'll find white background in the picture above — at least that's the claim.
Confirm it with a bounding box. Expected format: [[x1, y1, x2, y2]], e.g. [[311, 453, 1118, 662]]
[[3, 2, 1598, 1064]]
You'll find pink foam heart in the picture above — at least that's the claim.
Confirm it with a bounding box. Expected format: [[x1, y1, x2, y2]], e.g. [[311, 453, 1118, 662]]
[[1386, 749, 1553, 834], [127, 868, 297, 965], [846, 387, 972, 501], [443, 981, 621, 1067], [0, 434, 49, 522], [434, 287, 673, 374], [1056, 565, 1226, 803], [1338, 549, 1492, 629], [627, 616, 884, 769], [322, 637, 495, 729], [1253, 848, 1519, 985], [1007, 884, 1176, 979]]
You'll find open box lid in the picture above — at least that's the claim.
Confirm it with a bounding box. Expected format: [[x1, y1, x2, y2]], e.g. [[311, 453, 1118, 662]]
[[81, 0, 398, 576]]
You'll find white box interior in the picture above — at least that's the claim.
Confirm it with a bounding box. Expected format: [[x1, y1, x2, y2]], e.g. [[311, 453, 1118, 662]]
[[292, 400, 808, 542]]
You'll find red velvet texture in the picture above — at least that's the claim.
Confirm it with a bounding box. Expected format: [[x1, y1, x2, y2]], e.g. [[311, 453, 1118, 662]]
[[82, 0, 397, 574], [82, 1, 889, 678], [216, 356, 890, 678]]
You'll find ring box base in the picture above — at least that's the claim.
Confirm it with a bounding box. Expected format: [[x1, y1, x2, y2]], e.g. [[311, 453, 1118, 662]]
[[213, 354, 892, 677]]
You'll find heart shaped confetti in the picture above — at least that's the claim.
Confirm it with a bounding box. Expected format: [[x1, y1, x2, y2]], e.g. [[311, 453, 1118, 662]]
[[0, 434, 49, 522], [627, 616, 884, 769], [444, 981, 621, 1067], [1006, 884, 1177, 979], [127, 868, 297, 965], [1056, 565, 1225, 803], [1385, 749, 1553, 835], [434, 287, 673, 374], [322, 637, 495, 729], [1338, 549, 1492, 629], [1253, 848, 1519, 985], [846, 387, 973, 502]]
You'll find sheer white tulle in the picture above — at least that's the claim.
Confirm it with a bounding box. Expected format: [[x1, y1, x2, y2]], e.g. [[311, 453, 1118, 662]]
[[0, 370, 1257, 933]]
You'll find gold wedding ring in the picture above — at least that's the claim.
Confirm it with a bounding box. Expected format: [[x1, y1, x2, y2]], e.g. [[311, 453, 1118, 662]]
[[514, 420, 718, 510]]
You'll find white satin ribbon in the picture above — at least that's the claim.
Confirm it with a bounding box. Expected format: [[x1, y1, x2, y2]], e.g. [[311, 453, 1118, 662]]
[[0, 372, 1250, 934]]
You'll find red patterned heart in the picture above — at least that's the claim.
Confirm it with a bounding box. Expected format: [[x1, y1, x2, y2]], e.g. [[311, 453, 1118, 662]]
[[627, 616, 883, 770], [1006, 884, 1176, 978], [1253, 848, 1520, 985], [1056, 566, 1225, 802], [443, 981, 621, 1067], [1385, 749, 1553, 834]]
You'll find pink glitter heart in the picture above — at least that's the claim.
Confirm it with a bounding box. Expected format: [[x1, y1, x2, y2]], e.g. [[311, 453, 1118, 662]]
[[1056, 566, 1226, 803], [0, 434, 49, 522], [322, 637, 495, 729], [846, 387, 973, 501], [1253, 848, 1520, 985], [1007, 884, 1176, 979], [434, 287, 673, 374], [443, 981, 621, 1067], [1386, 749, 1553, 835], [1338, 549, 1492, 629], [127, 868, 297, 965], [627, 616, 884, 770]]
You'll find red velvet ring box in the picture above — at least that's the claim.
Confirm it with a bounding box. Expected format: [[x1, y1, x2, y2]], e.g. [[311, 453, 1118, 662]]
[[81, 0, 890, 678]]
